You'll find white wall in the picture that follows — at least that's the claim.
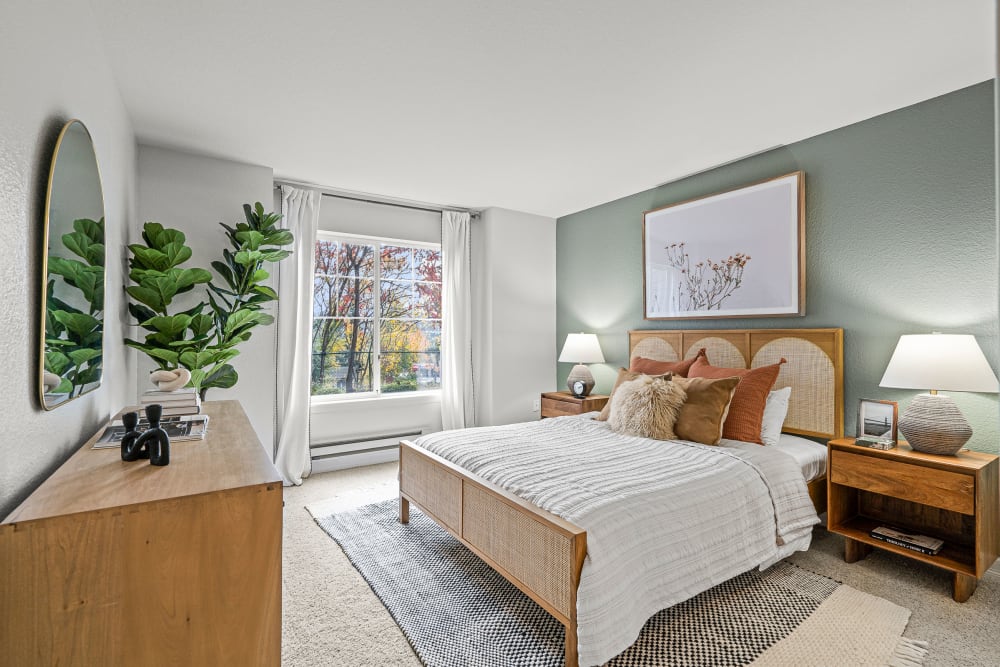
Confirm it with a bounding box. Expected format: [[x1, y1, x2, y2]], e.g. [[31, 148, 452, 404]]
[[0, 2, 137, 518], [137, 146, 275, 450], [473, 207, 557, 426]]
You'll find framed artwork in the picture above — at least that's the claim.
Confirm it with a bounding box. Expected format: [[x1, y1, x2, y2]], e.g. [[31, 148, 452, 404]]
[[856, 398, 898, 447], [643, 171, 805, 320]]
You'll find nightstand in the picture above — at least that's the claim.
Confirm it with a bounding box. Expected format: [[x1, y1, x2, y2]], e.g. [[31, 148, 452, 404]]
[[540, 391, 609, 418], [826, 438, 999, 602]]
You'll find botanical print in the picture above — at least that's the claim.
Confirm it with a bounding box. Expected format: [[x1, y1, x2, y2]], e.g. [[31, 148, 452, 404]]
[[644, 173, 803, 320], [664, 242, 750, 311]]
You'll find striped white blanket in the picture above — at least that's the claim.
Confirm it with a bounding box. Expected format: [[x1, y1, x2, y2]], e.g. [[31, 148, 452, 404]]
[[414, 413, 820, 666]]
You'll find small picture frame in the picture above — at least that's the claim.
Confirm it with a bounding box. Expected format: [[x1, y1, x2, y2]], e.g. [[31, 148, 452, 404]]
[[856, 399, 898, 447]]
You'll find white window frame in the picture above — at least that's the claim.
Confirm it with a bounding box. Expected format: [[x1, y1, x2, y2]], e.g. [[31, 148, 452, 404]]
[[310, 230, 442, 404]]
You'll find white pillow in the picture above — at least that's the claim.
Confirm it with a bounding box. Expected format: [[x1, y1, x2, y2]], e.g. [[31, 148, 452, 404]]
[[760, 387, 791, 446]]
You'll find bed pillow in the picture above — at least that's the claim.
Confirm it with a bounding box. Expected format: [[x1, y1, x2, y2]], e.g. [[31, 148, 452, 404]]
[[672, 376, 741, 445], [608, 375, 687, 441], [688, 356, 786, 444], [760, 386, 792, 446], [595, 367, 672, 422], [629, 347, 707, 378]]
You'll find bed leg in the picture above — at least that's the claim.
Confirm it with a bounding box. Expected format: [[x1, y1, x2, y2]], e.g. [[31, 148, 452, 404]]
[[399, 496, 409, 524], [564, 620, 578, 667]]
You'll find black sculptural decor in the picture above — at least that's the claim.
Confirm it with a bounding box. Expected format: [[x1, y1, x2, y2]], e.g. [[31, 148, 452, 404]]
[[121, 404, 170, 466], [120, 411, 144, 461]]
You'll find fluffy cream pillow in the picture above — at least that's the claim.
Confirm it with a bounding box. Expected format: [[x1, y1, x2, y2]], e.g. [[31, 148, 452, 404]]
[[608, 375, 688, 440]]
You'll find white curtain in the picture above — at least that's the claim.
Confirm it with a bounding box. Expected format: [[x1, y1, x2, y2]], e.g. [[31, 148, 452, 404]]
[[440, 211, 475, 429], [274, 185, 321, 485]]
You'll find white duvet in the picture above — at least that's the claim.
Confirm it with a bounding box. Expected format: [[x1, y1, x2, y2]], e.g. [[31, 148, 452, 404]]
[[413, 413, 820, 666]]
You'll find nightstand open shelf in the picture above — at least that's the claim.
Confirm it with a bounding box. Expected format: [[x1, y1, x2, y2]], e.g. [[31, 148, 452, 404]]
[[827, 514, 975, 576], [826, 438, 999, 602]]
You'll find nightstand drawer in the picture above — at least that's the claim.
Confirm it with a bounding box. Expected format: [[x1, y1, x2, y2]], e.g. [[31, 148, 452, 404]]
[[541, 397, 580, 418], [830, 450, 975, 515]]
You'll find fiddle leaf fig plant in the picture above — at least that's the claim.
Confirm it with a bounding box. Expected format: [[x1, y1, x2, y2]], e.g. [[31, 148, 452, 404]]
[[125, 202, 293, 399], [44, 217, 105, 396]]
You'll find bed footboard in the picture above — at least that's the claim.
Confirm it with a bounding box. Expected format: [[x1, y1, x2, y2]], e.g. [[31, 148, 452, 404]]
[[398, 440, 587, 667]]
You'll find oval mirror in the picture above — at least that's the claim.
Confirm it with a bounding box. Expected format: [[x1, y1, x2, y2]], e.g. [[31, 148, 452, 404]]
[[39, 119, 106, 409]]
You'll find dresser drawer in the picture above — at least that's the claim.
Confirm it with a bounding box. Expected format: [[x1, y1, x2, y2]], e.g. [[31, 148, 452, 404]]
[[830, 450, 975, 515]]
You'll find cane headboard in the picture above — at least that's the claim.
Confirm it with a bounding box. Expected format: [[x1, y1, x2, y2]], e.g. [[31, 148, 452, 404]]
[[628, 328, 844, 440]]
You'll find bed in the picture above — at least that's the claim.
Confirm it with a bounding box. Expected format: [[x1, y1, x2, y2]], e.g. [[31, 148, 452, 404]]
[[398, 328, 843, 666]]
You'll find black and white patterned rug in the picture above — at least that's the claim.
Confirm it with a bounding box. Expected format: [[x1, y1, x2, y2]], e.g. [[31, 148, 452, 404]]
[[313, 500, 899, 667]]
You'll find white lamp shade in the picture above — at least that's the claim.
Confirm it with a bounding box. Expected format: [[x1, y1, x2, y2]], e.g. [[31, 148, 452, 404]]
[[879, 334, 999, 394], [558, 333, 605, 364]]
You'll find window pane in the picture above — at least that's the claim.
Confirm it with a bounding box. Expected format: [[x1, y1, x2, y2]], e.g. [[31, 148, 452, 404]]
[[414, 248, 441, 283], [310, 236, 442, 399], [380, 280, 442, 319], [313, 276, 373, 318], [380, 320, 441, 393], [314, 240, 339, 275], [380, 245, 413, 280], [338, 242, 376, 276], [311, 318, 373, 395], [415, 281, 441, 319]]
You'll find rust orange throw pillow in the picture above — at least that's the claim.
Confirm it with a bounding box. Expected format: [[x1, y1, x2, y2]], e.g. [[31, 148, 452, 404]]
[[629, 348, 706, 378], [688, 356, 786, 444]]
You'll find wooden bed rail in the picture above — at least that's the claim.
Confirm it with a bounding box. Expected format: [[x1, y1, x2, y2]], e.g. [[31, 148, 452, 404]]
[[398, 440, 587, 666]]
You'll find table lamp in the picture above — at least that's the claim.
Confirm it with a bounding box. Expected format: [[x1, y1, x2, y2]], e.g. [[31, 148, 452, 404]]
[[559, 333, 605, 397], [879, 333, 998, 455]]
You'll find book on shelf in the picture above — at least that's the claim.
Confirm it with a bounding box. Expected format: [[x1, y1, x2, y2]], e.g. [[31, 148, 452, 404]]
[[94, 413, 210, 448], [869, 526, 944, 555]]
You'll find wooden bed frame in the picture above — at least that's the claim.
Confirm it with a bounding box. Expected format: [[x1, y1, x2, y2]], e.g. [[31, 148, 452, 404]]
[[399, 328, 844, 666]]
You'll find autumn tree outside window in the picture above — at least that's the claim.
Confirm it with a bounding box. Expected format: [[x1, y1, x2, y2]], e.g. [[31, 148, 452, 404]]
[[311, 232, 442, 398]]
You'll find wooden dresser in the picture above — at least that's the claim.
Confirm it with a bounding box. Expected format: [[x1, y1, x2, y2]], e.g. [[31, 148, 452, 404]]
[[0, 400, 283, 666]]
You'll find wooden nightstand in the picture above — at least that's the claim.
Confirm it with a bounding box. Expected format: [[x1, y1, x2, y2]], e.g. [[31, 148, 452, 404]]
[[826, 438, 999, 602], [540, 392, 609, 418]]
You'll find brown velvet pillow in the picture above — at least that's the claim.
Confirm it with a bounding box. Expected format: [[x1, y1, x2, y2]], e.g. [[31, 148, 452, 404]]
[[629, 348, 706, 378], [596, 367, 671, 422], [688, 356, 786, 444], [672, 376, 741, 445]]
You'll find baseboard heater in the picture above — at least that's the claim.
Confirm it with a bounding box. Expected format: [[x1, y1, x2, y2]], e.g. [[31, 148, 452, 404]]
[[310, 429, 422, 461]]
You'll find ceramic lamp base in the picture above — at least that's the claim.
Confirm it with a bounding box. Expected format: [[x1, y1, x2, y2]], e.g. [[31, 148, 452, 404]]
[[566, 364, 595, 397], [898, 393, 972, 456]]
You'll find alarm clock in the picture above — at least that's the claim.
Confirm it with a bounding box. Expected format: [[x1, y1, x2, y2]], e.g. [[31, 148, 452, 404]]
[[572, 380, 586, 397]]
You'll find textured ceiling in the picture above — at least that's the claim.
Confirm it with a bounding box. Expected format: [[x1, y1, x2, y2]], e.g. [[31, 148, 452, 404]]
[[90, 1, 994, 217]]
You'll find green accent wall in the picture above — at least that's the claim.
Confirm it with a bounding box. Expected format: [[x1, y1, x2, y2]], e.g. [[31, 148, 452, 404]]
[[557, 81, 998, 454]]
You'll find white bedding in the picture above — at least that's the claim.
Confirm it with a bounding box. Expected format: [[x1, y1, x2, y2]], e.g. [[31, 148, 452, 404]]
[[725, 432, 828, 482], [413, 414, 820, 666]]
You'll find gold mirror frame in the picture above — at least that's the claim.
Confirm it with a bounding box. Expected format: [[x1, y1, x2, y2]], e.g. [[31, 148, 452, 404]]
[[39, 119, 106, 410]]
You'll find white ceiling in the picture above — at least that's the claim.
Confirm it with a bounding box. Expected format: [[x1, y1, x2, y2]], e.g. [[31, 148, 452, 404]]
[[90, 1, 994, 218]]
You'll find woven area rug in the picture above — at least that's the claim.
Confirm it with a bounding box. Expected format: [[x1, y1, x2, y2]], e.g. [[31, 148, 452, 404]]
[[312, 500, 927, 667]]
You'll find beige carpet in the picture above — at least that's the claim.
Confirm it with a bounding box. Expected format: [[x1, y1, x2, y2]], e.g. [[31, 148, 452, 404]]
[[283, 462, 1000, 666]]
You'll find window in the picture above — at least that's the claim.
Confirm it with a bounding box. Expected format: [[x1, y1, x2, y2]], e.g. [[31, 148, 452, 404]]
[[311, 232, 442, 399]]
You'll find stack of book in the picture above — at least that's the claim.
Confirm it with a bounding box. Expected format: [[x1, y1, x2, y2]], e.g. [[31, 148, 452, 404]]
[[870, 526, 944, 555], [140, 387, 202, 416], [94, 413, 210, 447]]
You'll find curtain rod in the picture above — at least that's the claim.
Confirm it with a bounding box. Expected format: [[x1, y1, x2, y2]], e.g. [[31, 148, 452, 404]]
[[273, 182, 479, 218]]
